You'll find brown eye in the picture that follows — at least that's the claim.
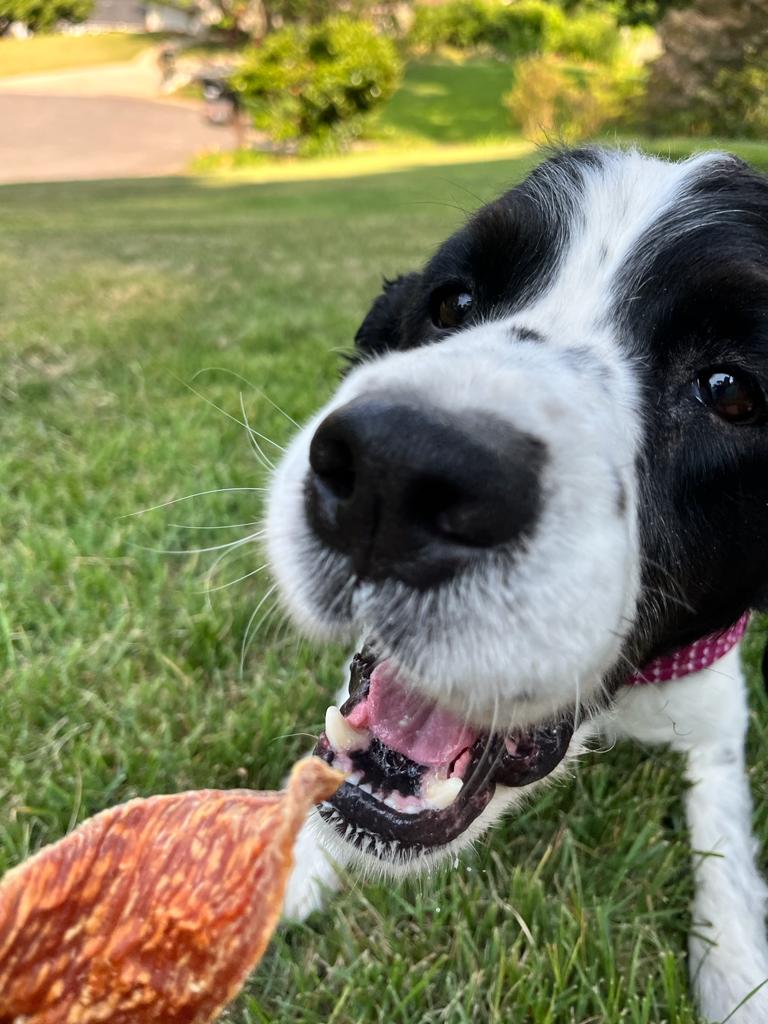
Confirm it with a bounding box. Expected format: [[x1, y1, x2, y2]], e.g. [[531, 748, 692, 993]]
[[695, 368, 766, 425], [430, 287, 473, 329]]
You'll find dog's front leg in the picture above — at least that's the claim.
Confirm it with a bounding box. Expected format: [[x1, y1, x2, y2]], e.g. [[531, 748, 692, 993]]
[[282, 810, 349, 922], [616, 646, 768, 1022], [282, 680, 352, 922], [685, 708, 768, 1022]]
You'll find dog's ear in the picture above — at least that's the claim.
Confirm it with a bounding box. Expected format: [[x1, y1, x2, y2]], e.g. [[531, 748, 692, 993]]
[[353, 273, 422, 359]]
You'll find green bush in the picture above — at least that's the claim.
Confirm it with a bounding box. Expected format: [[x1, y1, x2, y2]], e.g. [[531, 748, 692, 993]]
[[409, 0, 491, 50], [409, 0, 561, 56], [548, 9, 621, 62], [504, 52, 643, 140], [409, 0, 621, 64], [232, 17, 402, 153], [485, 1, 565, 56]]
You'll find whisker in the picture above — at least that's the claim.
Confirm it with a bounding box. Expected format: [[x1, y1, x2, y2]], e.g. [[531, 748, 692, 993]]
[[169, 521, 262, 531], [123, 487, 267, 519], [203, 538, 254, 589], [256, 390, 300, 430], [177, 376, 284, 458], [237, 392, 286, 452], [203, 564, 268, 594], [241, 600, 283, 671], [189, 366, 301, 429], [239, 392, 277, 472], [240, 584, 278, 675], [133, 532, 263, 556]]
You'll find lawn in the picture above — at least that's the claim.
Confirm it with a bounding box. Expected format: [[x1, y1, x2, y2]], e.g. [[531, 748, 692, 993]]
[[2, 150, 768, 1023], [0, 32, 159, 77], [374, 58, 515, 144]]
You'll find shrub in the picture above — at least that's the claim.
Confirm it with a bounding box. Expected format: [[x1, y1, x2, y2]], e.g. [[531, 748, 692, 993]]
[[485, 1, 565, 57], [409, 0, 622, 64], [409, 0, 564, 56], [409, 0, 492, 51], [548, 9, 621, 63], [232, 17, 402, 153], [504, 52, 643, 141]]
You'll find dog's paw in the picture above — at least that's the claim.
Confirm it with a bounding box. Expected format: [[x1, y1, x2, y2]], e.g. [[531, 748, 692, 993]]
[[282, 816, 343, 923]]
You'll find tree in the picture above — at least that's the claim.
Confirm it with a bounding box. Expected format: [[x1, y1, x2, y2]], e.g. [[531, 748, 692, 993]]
[[0, 0, 92, 31], [644, 0, 768, 135], [193, 0, 375, 42]]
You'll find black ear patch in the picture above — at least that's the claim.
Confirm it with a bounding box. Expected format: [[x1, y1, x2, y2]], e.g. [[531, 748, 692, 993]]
[[354, 273, 422, 358]]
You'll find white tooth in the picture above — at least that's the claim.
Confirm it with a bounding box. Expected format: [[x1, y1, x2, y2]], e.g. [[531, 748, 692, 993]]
[[346, 770, 363, 785], [358, 782, 373, 795], [325, 706, 369, 752], [424, 777, 464, 810]]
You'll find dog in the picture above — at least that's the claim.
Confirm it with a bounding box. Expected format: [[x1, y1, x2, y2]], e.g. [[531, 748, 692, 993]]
[[265, 146, 768, 1022]]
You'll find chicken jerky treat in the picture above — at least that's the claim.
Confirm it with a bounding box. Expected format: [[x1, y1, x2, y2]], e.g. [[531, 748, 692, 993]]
[[0, 757, 343, 1024]]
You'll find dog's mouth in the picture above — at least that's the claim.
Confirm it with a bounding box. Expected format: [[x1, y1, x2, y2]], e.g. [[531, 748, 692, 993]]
[[313, 644, 574, 859]]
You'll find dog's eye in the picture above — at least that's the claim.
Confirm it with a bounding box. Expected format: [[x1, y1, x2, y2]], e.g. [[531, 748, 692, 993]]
[[695, 367, 766, 425], [430, 286, 473, 329]]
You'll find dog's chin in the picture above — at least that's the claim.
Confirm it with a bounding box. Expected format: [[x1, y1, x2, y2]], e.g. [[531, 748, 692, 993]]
[[312, 642, 575, 866]]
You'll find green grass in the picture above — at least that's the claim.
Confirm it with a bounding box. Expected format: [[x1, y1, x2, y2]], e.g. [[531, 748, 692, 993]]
[[0, 32, 159, 77], [2, 148, 768, 1022], [373, 58, 515, 144]]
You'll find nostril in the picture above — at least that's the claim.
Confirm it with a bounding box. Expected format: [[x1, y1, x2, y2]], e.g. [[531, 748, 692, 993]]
[[406, 480, 467, 542], [434, 504, 491, 546], [407, 465, 540, 550], [309, 434, 356, 500], [407, 480, 494, 547]]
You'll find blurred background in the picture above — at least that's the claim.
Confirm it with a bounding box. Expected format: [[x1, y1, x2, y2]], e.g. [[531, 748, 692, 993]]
[[2, 3, 768, 1022], [1, 0, 767, 182]]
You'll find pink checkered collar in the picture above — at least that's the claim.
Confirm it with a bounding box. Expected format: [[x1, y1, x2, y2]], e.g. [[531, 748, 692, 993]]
[[628, 614, 750, 686]]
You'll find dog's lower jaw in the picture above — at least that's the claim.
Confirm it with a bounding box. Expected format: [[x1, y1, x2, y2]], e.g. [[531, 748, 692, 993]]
[[282, 724, 593, 921]]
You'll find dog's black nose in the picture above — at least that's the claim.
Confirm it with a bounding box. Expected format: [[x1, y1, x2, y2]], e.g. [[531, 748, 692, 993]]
[[306, 395, 545, 588]]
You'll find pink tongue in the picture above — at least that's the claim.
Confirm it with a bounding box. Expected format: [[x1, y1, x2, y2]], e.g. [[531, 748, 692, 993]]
[[346, 661, 477, 767]]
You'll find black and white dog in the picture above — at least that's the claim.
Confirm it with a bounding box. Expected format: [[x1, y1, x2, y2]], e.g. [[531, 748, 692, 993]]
[[265, 147, 768, 1021]]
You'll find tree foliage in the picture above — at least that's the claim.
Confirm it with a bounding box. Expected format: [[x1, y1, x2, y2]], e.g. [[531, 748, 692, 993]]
[[0, 0, 91, 31], [644, 0, 768, 136], [409, 0, 621, 62]]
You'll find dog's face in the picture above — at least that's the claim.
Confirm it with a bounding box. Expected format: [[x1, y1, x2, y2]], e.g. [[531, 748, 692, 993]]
[[266, 147, 768, 869]]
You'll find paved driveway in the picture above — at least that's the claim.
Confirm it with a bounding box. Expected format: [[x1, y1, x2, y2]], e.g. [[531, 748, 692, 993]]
[[0, 94, 234, 183], [0, 55, 235, 184]]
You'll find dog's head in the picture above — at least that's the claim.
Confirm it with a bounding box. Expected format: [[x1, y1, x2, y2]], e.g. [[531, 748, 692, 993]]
[[266, 147, 768, 869]]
